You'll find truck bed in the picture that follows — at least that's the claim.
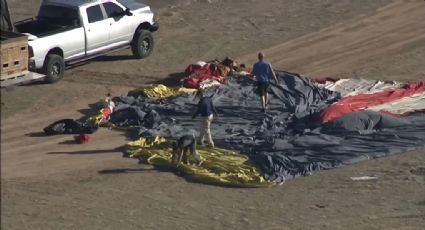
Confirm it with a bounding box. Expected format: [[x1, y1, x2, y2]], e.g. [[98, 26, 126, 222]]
[[15, 18, 80, 38]]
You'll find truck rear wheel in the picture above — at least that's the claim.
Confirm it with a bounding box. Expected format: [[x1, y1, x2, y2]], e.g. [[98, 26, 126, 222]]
[[43, 54, 65, 83], [131, 30, 154, 59]]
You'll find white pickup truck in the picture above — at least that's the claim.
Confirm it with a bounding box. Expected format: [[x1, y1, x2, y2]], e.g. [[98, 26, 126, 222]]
[[14, 0, 159, 83]]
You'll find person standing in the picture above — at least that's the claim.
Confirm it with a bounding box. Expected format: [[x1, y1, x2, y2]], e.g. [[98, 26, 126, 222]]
[[192, 94, 218, 148], [252, 52, 279, 113]]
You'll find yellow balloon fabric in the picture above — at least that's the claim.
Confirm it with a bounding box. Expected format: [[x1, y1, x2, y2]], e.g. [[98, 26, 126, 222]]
[[134, 84, 197, 100], [126, 137, 275, 188], [86, 108, 106, 126]]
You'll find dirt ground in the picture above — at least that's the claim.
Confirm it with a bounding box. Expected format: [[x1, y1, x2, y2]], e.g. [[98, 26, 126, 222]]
[[1, 0, 425, 229]]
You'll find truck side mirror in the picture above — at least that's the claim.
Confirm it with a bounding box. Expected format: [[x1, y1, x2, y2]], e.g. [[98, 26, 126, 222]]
[[125, 8, 133, 16]]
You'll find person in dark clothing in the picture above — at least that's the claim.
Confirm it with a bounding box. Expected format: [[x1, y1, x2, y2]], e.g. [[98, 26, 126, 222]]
[[172, 134, 203, 165], [192, 94, 218, 147], [252, 52, 279, 113]]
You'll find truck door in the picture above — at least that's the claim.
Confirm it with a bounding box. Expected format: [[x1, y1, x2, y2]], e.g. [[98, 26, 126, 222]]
[[102, 2, 134, 46], [83, 4, 110, 54]]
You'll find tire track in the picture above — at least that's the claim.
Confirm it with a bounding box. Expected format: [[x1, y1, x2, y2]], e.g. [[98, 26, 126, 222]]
[[238, 0, 425, 78]]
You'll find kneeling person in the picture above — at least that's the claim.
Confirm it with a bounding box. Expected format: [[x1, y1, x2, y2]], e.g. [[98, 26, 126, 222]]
[[172, 134, 203, 166]]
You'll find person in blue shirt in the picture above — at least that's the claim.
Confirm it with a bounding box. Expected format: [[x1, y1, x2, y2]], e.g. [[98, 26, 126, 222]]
[[252, 52, 279, 112], [192, 93, 218, 148]]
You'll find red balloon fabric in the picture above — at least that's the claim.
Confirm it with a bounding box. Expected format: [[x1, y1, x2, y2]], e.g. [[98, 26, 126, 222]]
[[318, 82, 425, 122]]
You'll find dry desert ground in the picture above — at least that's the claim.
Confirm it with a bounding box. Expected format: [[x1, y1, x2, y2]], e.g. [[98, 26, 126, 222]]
[[1, 0, 425, 229]]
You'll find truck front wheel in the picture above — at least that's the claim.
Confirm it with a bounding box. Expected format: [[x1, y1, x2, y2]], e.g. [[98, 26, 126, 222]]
[[131, 30, 154, 59], [43, 54, 65, 83]]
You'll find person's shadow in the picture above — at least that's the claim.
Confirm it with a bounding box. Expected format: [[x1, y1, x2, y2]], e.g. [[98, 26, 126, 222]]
[[25, 132, 47, 137], [98, 163, 174, 175], [47, 146, 125, 155], [150, 72, 186, 87], [98, 167, 154, 174]]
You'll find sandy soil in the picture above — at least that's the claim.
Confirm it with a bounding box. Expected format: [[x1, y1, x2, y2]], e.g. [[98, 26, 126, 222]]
[[1, 0, 425, 229]]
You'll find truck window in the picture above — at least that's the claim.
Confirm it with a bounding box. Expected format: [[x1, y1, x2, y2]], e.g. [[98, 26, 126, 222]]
[[103, 2, 124, 18], [87, 5, 104, 23], [116, 0, 145, 11], [38, 5, 80, 26]]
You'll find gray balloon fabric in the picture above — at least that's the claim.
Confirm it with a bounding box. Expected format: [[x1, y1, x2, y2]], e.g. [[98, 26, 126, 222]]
[[109, 72, 425, 184]]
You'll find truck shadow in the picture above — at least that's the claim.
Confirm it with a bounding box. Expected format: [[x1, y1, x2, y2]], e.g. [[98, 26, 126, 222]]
[[92, 54, 137, 62], [64, 54, 136, 70]]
